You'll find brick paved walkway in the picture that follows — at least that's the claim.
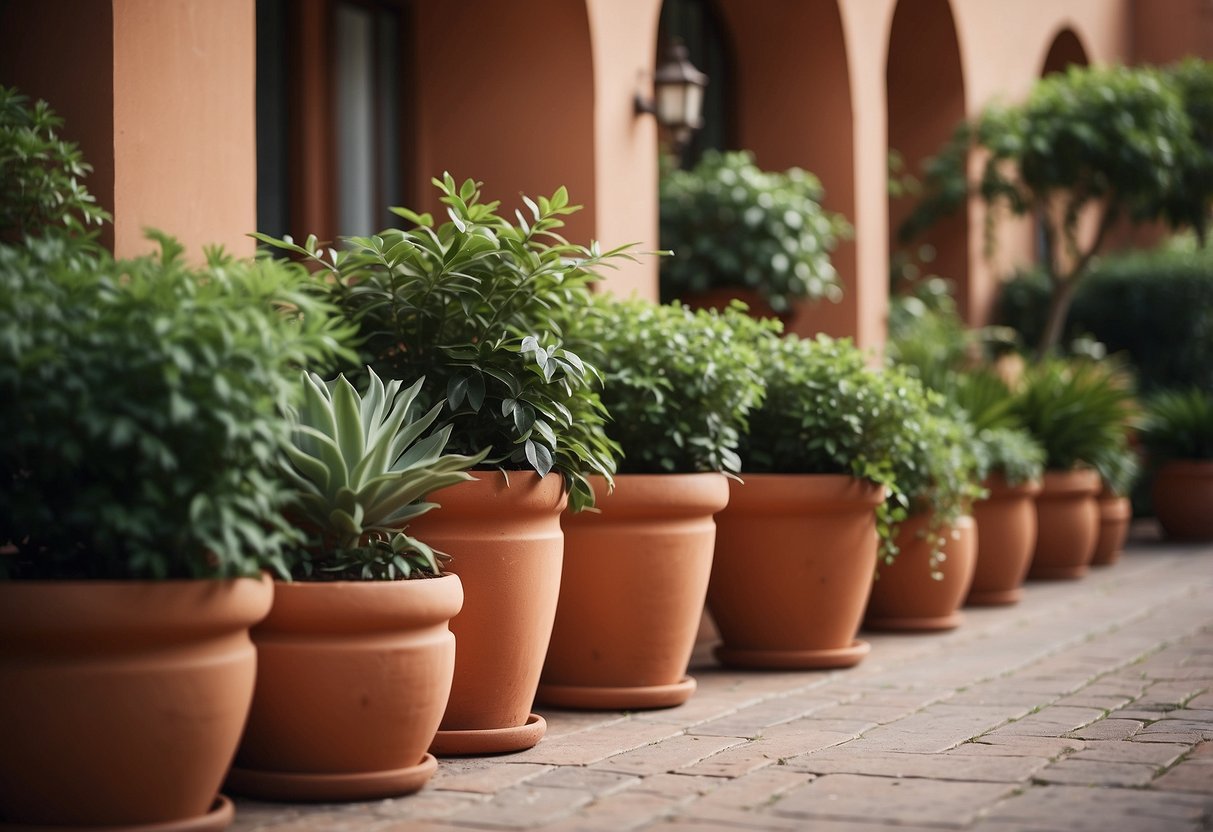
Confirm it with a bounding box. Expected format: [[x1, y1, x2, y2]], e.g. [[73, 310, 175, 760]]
[[231, 522, 1213, 831]]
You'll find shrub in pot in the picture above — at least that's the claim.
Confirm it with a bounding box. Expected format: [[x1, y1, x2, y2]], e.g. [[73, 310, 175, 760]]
[[1091, 441, 1141, 565], [0, 232, 349, 828], [260, 175, 626, 754], [659, 150, 850, 317], [1013, 359, 1136, 578], [227, 369, 485, 801], [1141, 387, 1213, 541], [863, 383, 985, 632], [539, 298, 774, 708], [708, 334, 914, 668]]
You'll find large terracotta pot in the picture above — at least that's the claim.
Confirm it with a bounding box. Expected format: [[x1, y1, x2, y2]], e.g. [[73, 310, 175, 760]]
[[1091, 493, 1132, 566], [409, 472, 565, 756], [1029, 468, 1101, 579], [967, 476, 1040, 606], [865, 514, 977, 632], [1153, 460, 1213, 541], [707, 474, 884, 669], [0, 577, 272, 830], [538, 473, 728, 710], [226, 575, 462, 801]]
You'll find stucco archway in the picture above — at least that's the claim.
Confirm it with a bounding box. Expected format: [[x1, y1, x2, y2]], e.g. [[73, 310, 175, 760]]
[[1041, 27, 1090, 77], [886, 0, 970, 318], [713, 0, 857, 339]]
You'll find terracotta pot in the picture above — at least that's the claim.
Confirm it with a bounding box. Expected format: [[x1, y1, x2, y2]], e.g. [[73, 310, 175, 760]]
[[1029, 468, 1101, 580], [865, 514, 977, 632], [227, 575, 462, 801], [967, 475, 1040, 606], [1153, 460, 1213, 541], [408, 471, 566, 756], [0, 577, 272, 829], [707, 474, 884, 669], [1091, 493, 1132, 566], [538, 473, 729, 710]]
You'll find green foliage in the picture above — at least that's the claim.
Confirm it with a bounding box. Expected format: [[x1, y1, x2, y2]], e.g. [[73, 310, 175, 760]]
[[0, 233, 355, 580], [659, 150, 850, 313], [973, 427, 1045, 488], [284, 368, 487, 580], [1140, 387, 1213, 462], [1094, 441, 1141, 498], [1012, 359, 1136, 472], [258, 174, 628, 513], [996, 246, 1213, 392], [0, 86, 110, 241], [563, 297, 778, 476], [1149, 60, 1213, 244]]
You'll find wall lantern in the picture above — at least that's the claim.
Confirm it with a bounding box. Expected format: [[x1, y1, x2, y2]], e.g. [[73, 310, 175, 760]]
[[635, 39, 708, 151]]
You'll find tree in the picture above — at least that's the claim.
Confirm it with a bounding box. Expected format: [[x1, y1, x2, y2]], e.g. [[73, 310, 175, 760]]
[[902, 63, 1211, 356]]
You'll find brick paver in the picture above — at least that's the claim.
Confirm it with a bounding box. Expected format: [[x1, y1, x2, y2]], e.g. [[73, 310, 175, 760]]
[[231, 524, 1213, 831]]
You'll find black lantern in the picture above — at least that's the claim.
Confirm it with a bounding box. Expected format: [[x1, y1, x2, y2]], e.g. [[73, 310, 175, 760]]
[[636, 39, 708, 151]]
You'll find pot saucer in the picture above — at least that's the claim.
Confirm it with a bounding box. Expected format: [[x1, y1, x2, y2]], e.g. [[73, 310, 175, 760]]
[[225, 754, 437, 801], [536, 675, 696, 710], [864, 612, 963, 632], [429, 713, 546, 756], [0, 796, 234, 832], [966, 586, 1023, 606], [714, 639, 870, 670]]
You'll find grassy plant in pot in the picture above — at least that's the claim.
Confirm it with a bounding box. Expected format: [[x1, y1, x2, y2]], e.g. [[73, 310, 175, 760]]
[[1013, 359, 1135, 578], [259, 175, 625, 755], [227, 369, 485, 801], [1141, 388, 1213, 541], [708, 334, 909, 669], [863, 383, 985, 632], [537, 298, 774, 708], [659, 150, 849, 320], [0, 233, 349, 829]]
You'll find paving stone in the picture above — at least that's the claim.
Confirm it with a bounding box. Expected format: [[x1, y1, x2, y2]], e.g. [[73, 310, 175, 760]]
[[537, 789, 689, 831], [684, 695, 836, 737], [951, 735, 1085, 758], [507, 721, 684, 766], [770, 773, 1015, 827], [625, 772, 720, 800], [984, 783, 1213, 831], [1070, 739, 1189, 765], [538, 710, 627, 739], [1065, 718, 1144, 740], [448, 785, 593, 829], [677, 728, 856, 778], [990, 705, 1106, 737], [431, 761, 555, 794], [1034, 759, 1159, 787], [1150, 756, 1213, 793], [783, 748, 1047, 782], [526, 767, 639, 795], [694, 767, 815, 809], [1133, 719, 1213, 743], [631, 690, 764, 728], [593, 734, 744, 775], [843, 705, 1015, 753]]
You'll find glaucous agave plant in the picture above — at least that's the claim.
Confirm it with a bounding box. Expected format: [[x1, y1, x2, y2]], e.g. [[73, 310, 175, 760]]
[[284, 367, 487, 580]]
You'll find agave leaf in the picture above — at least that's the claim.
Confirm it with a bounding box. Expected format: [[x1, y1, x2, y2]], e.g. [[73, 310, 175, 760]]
[[394, 424, 454, 471], [283, 443, 333, 496], [330, 374, 367, 475], [386, 401, 444, 465]]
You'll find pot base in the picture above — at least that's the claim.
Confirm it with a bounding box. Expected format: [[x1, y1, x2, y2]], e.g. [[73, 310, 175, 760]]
[[1028, 564, 1088, 580], [0, 797, 235, 832], [225, 754, 437, 802], [713, 639, 871, 670], [864, 612, 963, 632], [430, 713, 546, 757], [965, 586, 1023, 606], [536, 676, 696, 711]]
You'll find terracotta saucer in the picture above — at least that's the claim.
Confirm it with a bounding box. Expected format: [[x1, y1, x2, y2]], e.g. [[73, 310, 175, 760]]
[[965, 586, 1023, 606], [225, 754, 437, 802], [0, 796, 234, 832], [429, 713, 546, 757], [536, 675, 696, 710], [864, 612, 964, 632], [714, 639, 871, 670]]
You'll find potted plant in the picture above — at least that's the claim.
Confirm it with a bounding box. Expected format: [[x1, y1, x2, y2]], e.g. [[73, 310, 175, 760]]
[[258, 175, 626, 755], [226, 369, 485, 801], [966, 426, 1046, 604], [0, 232, 349, 828], [537, 298, 773, 709], [1091, 441, 1141, 565], [707, 334, 913, 669], [659, 150, 850, 318], [1012, 359, 1136, 578], [863, 381, 985, 632], [1140, 387, 1213, 541]]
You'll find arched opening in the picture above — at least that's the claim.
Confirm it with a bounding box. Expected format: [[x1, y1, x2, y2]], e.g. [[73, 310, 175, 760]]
[[657, 0, 733, 168], [1041, 27, 1090, 77], [713, 0, 857, 338], [886, 0, 970, 317]]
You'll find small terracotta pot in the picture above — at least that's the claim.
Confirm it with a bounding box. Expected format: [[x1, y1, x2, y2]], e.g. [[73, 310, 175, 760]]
[[1029, 468, 1101, 580], [409, 471, 566, 756], [1091, 493, 1132, 566], [865, 514, 977, 632], [1153, 460, 1213, 541], [967, 475, 1040, 605], [538, 473, 728, 710], [0, 577, 272, 829], [227, 575, 462, 801], [708, 474, 884, 669]]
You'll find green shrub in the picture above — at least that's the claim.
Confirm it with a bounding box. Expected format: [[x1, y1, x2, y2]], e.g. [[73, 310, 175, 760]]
[[973, 427, 1046, 488], [564, 297, 777, 476], [1140, 387, 1213, 462], [659, 150, 850, 313], [995, 246, 1213, 392], [0, 234, 354, 580]]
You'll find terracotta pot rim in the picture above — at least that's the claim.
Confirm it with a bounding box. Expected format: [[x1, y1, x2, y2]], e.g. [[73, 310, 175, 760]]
[[572, 472, 730, 516], [427, 470, 568, 513], [1040, 468, 1102, 496], [981, 474, 1042, 498], [725, 473, 886, 511], [258, 574, 463, 633]]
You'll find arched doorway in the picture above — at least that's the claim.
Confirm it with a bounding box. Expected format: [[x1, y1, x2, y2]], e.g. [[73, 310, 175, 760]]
[[1041, 27, 1090, 77], [713, 0, 857, 338], [886, 0, 970, 317]]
